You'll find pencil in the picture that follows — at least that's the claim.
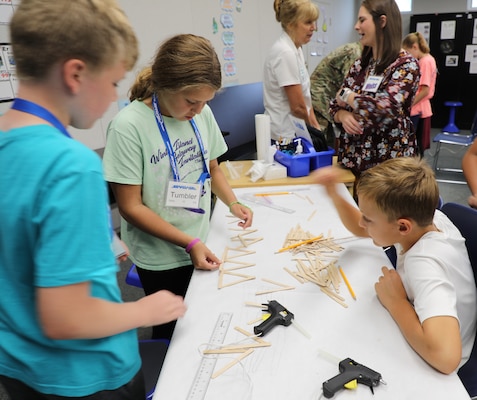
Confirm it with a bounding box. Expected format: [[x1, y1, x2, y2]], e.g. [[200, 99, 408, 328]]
[[254, 191, 291, 196], [275, 235, 323, 253], [339, 266, 356, 300]]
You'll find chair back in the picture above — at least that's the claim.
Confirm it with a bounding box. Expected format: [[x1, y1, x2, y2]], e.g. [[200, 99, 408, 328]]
[[440, 202, 477, 398], [472, 107, 477, 136], [441, 203, 477, 272]]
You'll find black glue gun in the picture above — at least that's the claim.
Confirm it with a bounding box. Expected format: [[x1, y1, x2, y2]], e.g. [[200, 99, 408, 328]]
[[322, 358, 383, 398], [253, 300, 294, 337]]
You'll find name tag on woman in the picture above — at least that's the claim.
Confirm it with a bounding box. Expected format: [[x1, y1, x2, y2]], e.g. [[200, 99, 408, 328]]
[[165, 181, 201, 208], [363, 75, 383, 93]]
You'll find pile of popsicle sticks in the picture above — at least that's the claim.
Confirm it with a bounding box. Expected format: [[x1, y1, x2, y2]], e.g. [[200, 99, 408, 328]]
[[281, 225, 349, 308], [217, 219, 354, 307], [278, 224, 344, 255]]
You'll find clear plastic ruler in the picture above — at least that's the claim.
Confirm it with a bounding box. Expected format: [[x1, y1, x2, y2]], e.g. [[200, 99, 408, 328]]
[[186, 312, 233, 400], [240, 193, 295, 214]]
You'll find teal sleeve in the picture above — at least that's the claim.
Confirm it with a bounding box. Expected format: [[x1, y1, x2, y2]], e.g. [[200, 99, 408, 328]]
[[36, 147, 118, 290]]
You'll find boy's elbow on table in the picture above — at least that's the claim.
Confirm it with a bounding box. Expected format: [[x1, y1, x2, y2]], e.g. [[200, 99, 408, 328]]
[[420, 317, 462, 375], [429, 351, 461, 375]]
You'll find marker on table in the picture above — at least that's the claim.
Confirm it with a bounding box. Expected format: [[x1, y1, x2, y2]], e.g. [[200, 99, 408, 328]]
[[339, 266, 356, 300]]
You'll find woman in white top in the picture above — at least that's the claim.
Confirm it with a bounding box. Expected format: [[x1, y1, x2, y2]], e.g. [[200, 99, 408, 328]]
[[263, 0, 320, 141]]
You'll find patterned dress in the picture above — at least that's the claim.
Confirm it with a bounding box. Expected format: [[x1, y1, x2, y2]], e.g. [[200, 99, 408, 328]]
[[330, 51, 420, 176]]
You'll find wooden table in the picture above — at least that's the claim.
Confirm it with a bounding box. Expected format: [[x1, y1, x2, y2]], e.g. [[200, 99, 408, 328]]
[[219, 157, 355, 189]]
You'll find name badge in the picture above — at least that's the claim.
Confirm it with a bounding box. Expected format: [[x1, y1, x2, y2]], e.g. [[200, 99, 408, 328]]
[[166, 181, 201, 208], [363, 75, 383, 93]]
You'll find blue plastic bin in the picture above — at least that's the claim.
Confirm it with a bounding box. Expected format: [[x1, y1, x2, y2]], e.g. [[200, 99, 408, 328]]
[[273, 137, 334, 177]]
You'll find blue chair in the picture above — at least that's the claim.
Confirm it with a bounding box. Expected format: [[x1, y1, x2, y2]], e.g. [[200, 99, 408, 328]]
[[441, 202, 477, 399], [432, 108, 477, 183], [437, 195, 444, 210], [126, 264, 142, 288], [442, 101, 463, 133], [139, 339, 170, 399]]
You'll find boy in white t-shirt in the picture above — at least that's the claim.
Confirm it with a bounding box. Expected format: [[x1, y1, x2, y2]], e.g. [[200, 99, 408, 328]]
[[312, 157, 477, 374]]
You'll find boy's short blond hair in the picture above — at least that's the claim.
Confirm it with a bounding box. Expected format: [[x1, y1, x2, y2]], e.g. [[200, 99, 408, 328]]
[[357, 157, 439, 226], [10, 0, 138, 80]]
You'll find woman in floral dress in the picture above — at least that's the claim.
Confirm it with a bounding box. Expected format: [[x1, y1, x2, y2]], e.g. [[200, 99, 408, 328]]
[[330, 0, 420, 179]]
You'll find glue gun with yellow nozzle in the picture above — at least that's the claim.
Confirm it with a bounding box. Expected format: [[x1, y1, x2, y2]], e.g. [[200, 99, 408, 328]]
[[322, 358, 384, 398], [253, 300, 294, 337]]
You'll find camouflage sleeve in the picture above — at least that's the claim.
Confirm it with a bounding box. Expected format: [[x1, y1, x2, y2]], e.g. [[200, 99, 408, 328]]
[[311, 43, 362, 124], [310, 64, 331, 123]]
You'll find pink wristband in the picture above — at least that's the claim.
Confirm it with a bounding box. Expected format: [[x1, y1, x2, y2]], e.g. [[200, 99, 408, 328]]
[[185, 238, 200, 253]]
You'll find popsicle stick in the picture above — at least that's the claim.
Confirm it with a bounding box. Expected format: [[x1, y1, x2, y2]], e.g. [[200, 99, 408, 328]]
[[218, 269, 224, 289], [204, 348, 249, 354], [244, 301, 266, 308], [284, 267, 305, 284], [307, 209, 317, 221], [237, 234, 247, 247], [234, 326, 270, 346], [261, 277, 292, 288], [211, 349, 254, 379], [240, 237, 263, 246], [255, 286, 295, 296], [228, 228, 258, 234], [321, 287, 348, 308], [222, 262, 256, 271], [247, 316, 263, 325], [226, 248, 256, 259], [214, 341, 271, 352], [203, 336, 271, 354], [219, 271, 255, 289], [220, 248, 228, 264], [220, 276, 255, 288]]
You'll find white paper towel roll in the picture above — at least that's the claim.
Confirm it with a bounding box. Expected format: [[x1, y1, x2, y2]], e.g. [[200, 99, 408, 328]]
[[255, 114, 271, 162]]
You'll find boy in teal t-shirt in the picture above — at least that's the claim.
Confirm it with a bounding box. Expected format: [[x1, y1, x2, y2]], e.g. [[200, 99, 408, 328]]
[[0, 1, 186, 398]]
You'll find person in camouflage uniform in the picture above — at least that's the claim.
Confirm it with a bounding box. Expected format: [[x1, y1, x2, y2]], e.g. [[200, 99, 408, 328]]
[[310, 42, 362, 145]]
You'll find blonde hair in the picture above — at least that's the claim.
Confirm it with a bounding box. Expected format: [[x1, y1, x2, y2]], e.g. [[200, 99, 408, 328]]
[[357, 157, 439, 226], [273, 0, 319, 31], [129, 34, 221, 102], [402, 32, 430, 54], [10, 0, 138, 79]]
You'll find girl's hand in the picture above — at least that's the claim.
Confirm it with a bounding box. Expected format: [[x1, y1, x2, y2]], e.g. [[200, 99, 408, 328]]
[[189, 241, 221, 271], [229, 201, 253, 229]]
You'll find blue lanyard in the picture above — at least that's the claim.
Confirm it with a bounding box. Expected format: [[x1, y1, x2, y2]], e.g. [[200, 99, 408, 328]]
[[11, 98, 71, 138], [11, 99, 120, 239], [151, 93, 209, 185]]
